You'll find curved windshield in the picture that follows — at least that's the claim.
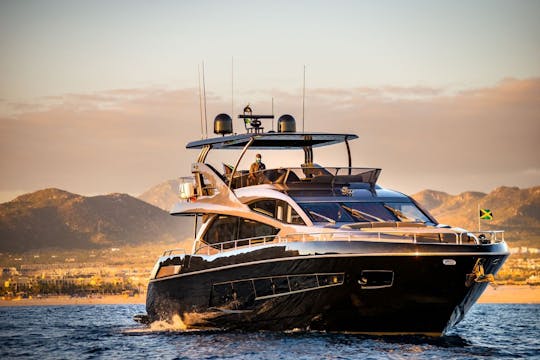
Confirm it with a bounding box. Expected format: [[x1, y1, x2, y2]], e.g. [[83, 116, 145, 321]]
[[299, 201, 433, 225], [342, 203, 396, 222], [384, 202, 432, 224], [300, 203, 354, 224]]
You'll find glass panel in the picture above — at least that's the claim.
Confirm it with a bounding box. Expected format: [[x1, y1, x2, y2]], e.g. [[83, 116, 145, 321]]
[[289, 275, 318, 291], [238, 218, 279, 239], [289, 208, 304, 225], [385, 202, 431, 223], [211, 283, 234, 306], [232, 281, 255, 305], [249, 200, 276, 218], [299, 203, 354, 223], [204, 215, 238, 245], [317, 273, 344, 286], [253, 278, 273, 297], [342, 202, 398, 222], [272, 277, 290, 294]]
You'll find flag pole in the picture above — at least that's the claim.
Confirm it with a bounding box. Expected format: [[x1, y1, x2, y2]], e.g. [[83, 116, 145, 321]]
[[478, 203, 481, 232]]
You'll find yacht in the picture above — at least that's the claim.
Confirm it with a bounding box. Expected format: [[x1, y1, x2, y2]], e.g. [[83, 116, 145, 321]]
[[144, 107, 509, 335]]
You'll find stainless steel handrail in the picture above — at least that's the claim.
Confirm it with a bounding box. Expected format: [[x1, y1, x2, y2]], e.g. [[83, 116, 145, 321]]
[[187, 228, 505, 256], [468, 231, 505, 243], [227, 166, 379, 189]]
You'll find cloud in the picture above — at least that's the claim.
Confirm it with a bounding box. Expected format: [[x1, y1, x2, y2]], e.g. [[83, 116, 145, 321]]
[[0, 78, 539, 201]]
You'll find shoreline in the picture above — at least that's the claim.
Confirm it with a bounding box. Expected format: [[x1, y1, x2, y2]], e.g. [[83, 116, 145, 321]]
[[1, 285, 538, 307]]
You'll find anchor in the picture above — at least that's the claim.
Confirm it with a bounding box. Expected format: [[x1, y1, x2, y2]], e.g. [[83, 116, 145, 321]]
[[465, 258, 496, 288]]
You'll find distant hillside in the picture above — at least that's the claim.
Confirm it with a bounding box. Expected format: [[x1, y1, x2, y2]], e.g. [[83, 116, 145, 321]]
[[138, 179, 180, 211], [412, 186, 540, 246], [0, 188, 192, 252]]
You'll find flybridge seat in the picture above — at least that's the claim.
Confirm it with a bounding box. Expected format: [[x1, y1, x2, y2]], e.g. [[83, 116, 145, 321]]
[[219, 165, 381, 190]]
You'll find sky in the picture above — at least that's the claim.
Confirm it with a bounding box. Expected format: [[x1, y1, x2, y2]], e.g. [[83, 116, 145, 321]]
[[0, 0, 539, 202]]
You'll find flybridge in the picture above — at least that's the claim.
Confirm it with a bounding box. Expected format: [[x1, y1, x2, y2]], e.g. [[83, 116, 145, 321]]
[[181, 105, 371, 195]]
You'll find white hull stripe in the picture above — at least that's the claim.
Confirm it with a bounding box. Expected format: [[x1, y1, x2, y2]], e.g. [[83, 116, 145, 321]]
[[149, 251, 508, 283]]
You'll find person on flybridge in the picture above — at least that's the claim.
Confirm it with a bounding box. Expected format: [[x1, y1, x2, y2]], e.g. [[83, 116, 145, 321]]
[[248, 153, 266, 185]]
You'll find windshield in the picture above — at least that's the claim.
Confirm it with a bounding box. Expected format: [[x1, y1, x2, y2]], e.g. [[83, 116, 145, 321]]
[[384, 202, 432, 223], [300, 203, 354, 224], [300, 201, 433, 225]]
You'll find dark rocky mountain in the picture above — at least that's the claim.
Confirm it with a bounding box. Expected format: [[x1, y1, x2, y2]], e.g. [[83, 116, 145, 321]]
[[0, 188, 192, 252], [412, 186, 540, 246]]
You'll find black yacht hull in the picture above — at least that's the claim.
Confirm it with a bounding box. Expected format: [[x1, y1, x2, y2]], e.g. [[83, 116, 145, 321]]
[[146, 241, 508, 335]]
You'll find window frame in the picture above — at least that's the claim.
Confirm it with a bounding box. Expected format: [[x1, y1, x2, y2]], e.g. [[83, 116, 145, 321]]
[[248, 198, 306, 225], [202, 214, 280, 246]]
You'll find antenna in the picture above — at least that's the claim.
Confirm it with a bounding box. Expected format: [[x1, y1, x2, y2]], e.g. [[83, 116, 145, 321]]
[[271, 97, 274, 131], [202, 61, 208, 138], [231, 57, 234, 119], [197, 64, 204, 139], [302, 65, 306, 132]]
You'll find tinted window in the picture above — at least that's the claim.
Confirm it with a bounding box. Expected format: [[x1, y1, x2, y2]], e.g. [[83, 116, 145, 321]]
[[238, 218, 279, 239], [204, 215, 238, 244], [385, 202, 431, 223], [250, 199, 275, 217], [249, 199, 305, 225], [253, 278, 273, 297], [342, 202, 397, 222], [300, 203, 353, 223]]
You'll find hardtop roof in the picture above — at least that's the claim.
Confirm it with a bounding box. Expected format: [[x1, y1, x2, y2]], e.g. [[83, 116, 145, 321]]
[[186, 132, 358, 150]]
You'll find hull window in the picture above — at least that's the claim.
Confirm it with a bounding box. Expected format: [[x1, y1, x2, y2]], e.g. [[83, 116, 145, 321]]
[[211, 283, 234, 306], [211, 273, 345, 307], [210, 280, 257, 309], [253, 278, 274, 297], [233, 281, 256, 305], [272, 277, 290, 294], [290, 275, 318, 291], [358, 270, 394, 289]]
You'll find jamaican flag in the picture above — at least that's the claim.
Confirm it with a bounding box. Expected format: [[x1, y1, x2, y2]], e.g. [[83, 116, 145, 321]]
[[480, 209, 493, 220]]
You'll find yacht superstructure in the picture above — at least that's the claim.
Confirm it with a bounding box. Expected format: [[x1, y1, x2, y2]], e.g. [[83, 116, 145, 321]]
[[144, 108, 508, 335]]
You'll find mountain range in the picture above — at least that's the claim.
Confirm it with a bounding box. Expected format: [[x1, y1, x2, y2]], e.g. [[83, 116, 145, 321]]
[[413, 186, 540, 246], [0, 188, 192, 252]]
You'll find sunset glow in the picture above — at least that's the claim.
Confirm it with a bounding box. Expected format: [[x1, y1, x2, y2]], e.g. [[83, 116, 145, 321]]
[[1, 0, 539, 201]]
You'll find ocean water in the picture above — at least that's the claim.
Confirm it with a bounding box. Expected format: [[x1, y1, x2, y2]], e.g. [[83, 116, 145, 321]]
[[0, 304, 538, 359]]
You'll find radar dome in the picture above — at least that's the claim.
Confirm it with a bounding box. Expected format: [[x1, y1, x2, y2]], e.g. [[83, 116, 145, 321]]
[[277, 114, 296, 133], [214, 113, 233, 135]]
